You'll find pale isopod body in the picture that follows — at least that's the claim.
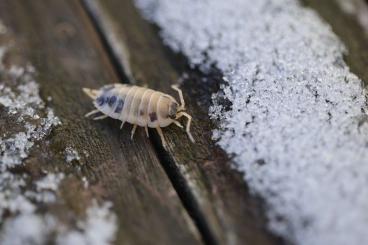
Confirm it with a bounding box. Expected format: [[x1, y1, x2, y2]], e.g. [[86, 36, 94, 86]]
[[83, 84, 194, 149]]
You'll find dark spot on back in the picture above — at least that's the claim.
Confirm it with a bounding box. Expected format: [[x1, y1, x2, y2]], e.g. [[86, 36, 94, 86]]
[[114, 99, 124, 113], [140, 110, 145, 116], [96, 96, 105, 106], [108, 96, 117, 107], [149, 112, 157, 122]]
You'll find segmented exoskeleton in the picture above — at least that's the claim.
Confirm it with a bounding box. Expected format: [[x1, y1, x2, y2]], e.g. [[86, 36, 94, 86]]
[[83, 84, 194, 149]]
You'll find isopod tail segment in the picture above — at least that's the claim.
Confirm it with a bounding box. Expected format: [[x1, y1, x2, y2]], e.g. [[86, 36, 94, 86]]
[[83, 88, 102, 119], [83, 88, 99, 100]]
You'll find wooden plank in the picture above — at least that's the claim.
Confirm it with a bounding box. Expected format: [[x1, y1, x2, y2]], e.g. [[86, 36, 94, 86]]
[[83, 0, 284, 244], [0, 1, 201, 244], [304, 0, 368, 86]]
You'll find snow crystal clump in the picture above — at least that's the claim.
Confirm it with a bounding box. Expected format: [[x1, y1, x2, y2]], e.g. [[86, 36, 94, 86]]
[[36, 173, 65, 192], [24, 173, 65, 203], [0, 171, 65, 223], [0, 200, 117, 245], [0, 172, 35, 219], [65, 146, 81, 163], [0, 214, 56, 245], [57, 201, 117, 245], [0, 62, 61, 168], [0, 23, 62, 240], [135, 0, 368, 244]]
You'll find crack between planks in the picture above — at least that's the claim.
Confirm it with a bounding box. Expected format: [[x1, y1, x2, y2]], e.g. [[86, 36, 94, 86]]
[[80, 1, 218, 244]]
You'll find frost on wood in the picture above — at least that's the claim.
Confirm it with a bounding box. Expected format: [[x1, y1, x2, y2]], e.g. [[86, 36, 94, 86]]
[[0, 22, 117, 245], [0, 20, 60, 169], [0, 64, 61, 168], [0, 213, 56, 245], [0, 201, 117, 245], [0, 170, 64, 238], [0, 25, 62, 225], [135, 0, 368, 244], [65, 146, 81, 163], [57, 201, 117, 245]]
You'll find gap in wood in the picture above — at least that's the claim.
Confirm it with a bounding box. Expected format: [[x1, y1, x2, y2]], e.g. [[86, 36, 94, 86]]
[[80, 1, 217, 244]]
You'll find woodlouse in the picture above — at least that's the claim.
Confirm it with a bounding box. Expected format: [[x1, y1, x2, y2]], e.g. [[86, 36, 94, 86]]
[[83, 84, 194, 149]]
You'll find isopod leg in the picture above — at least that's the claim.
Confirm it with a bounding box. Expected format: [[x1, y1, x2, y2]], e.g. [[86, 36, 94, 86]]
[[120, 121, 125, 129], [171, 85, 185, 110], [176, 112, 195, 143], [85, 109, 100, 117], [145, 126, 149, 137], [131, 125, 137, 139], [93, 115, 108, 120], [173, 120, 183, 128], [156, 127, 168, 150]]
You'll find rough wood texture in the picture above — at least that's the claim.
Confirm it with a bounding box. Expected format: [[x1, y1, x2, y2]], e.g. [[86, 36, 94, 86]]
[[304, 0, 368, 87], [83, 0, 285, 244], [2, 0, 364, 244], [0, 1, 201, 244]]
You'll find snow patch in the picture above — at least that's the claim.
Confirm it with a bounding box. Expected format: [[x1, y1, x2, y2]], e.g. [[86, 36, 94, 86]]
[[0, 172, 35, 218], [57, 201, 117, 245], [36, 173, 65, 192], [0, 62, 61, 168], [0, 213, 56, 245], [0, 201, 117, 245], [0, 36, 62, 222], [135, 0, 368, 244], [64, 146, 81, 163]]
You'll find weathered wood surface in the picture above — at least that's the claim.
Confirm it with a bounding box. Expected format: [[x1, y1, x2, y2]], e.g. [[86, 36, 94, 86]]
[[1, 0, 367, 244], [0, 1, 201, 244], [83, 0, 284, 244], [304, 0, 368, 87]]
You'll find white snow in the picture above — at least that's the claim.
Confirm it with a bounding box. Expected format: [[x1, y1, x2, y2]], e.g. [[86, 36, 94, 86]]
[[135, 0, 368, 244], [0, 214, 56, 245], [57, 201, 117, 245], [0, 27, 60, 169], [0, 200, 117, 245], [36, 173, 65, 192], [65, 146, 81, 163], [0, 38, 62, 223], [25, 173, 65, 203], [0, 172, 35, 218], [0, 64, 61, 168]]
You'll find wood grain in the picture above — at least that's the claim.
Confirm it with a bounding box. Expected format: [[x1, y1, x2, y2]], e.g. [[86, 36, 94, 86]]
[[304, 0, 368, 87], [0, 1, 201, 244], [83, 0, 285, 244]]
